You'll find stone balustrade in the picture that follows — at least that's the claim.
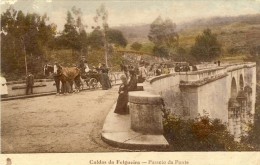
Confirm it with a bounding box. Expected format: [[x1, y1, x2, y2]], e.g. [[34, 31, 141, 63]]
[[179, 67, 226, 82], [177, 63, 256, 84]]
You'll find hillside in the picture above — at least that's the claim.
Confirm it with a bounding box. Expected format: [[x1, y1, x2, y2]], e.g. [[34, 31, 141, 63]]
[[113, 24, 150, 43], [114, 14, 260, 62], [113, 14, 260, 46]]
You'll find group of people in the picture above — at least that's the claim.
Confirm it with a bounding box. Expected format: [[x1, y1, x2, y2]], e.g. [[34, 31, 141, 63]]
[[120, 60, 149, 84], [114, 60, 172, 115], [79, 59, 112, 90], [174, 63, 198, 72], [153, 63, 170, 76]]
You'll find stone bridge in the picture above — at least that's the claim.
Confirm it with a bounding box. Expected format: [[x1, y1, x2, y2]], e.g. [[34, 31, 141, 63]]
[[140, 62, 256, 141]]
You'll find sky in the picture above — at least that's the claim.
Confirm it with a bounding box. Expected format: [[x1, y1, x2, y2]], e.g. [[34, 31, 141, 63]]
[[1, 0, 260, 32]]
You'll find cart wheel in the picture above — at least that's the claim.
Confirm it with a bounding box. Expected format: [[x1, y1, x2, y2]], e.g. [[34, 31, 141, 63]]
[[89, 78, 98, 89], [108, 73, 116, 86]]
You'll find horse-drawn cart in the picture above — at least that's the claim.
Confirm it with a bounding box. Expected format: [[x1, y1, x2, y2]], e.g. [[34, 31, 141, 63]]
[[80, 70, 116, 89]]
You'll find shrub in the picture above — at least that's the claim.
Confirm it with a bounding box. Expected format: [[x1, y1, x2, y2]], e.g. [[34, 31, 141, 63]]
[[162, 109, 252, 151], [131, 42, 142, 51]]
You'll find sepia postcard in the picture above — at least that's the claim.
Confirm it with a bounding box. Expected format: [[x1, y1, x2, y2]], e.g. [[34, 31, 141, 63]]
[[1, 0, 260, 164]]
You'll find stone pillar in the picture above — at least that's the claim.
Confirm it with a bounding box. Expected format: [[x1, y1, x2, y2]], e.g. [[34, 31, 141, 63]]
[[128, 91, 164, 135], [234, 113, 241, 141], [228, 110, 234, 135]]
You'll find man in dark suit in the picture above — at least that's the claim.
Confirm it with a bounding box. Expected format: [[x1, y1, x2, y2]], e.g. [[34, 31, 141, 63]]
[[26, 72, 34, 95]]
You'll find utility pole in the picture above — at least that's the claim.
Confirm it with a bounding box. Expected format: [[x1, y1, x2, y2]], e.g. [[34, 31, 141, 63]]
[[24, 51, 28, 75], [94, 4, 109, 67], [21, 36, 28, 75], [103, 29, 108, 67]]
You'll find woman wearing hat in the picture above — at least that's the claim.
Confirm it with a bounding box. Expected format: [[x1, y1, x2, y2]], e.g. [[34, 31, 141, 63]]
[[114, 75, 129, 114], [128, 69, 138, 91], [99, 63, 112, 90]]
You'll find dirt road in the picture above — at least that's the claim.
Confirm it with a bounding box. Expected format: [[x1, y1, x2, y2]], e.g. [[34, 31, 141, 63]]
[[1, 87, 122, 153]]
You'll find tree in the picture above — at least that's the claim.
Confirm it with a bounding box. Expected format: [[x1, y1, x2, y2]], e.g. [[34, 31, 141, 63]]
[[191, 28, 221, 61], [57, 7, 89, 60], [1, 7, 56, 79], [88, 29, 104, 50], [131, 42, 142, 51], [88, 28, 127, 49], [92, 5, 127, 66], [59, 11, 80, 50], [71, 6, 88, 57], [162, 109, 252, 151], [93, 4, 109, 66], [106, 29, 127, 48], [148, 16, 179, 57]]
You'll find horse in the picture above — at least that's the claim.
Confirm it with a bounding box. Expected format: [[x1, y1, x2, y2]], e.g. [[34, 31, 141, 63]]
[[43, 64, 81, 94], [57, 65, 81, 93]]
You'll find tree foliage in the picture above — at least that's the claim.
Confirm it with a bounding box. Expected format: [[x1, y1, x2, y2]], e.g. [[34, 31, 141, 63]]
[[162, 109, 252, 151], [106, 29, 127, 47], [88, 28, 127, 49], [148, 16, 179, 57], [1, 6, 127, 80], [131, 42, 142, 51], [1, 7, 56, 79], [88, 29, 104, 50], [56, 7, 88, 58], [190, 28, 221, 61]]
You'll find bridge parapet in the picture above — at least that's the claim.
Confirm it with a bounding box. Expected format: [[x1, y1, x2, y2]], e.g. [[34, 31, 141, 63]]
[[179, 67, 226, 82], [226, 62, 256, 72], [178, 62, 256, 86]]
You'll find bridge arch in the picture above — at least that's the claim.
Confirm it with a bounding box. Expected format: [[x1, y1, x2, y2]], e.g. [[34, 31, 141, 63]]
[[231, 77, 238, 98]]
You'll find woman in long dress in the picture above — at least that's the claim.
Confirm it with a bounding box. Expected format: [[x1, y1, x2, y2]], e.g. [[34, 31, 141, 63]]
[[128, 69, 138, 92], [114, 75, 129, 114], [99, 63, 112, 90]]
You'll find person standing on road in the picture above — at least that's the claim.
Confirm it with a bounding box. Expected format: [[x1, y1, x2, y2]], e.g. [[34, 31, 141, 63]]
[[99, 63, 112, 90], [217, 60, 221, 66], [26, 72, 34, 95]]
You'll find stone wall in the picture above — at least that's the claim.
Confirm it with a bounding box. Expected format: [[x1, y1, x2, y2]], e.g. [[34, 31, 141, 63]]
[[144, 74, 186, 118], [197, 76, 229, 122], [6, 79, 56, 97]]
